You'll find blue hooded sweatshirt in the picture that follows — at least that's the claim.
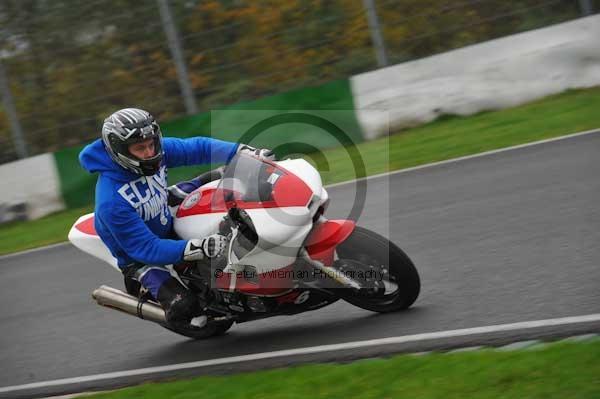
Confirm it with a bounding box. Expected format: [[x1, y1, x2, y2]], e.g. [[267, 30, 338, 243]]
[[79, 136, 238, 269]]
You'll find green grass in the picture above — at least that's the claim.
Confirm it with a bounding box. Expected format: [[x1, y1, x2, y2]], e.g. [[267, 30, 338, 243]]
[[318, 86, 600, 184], [1, 87, 600, 255], [0, 206, 93, 255], [83, 340, 600, 399]]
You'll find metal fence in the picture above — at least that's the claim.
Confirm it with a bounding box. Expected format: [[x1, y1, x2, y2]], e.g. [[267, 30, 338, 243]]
[[0, 0, 595, 164]]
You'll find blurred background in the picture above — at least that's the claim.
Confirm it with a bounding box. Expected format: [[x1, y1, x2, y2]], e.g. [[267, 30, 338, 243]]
[[0, 0, 595, 164]]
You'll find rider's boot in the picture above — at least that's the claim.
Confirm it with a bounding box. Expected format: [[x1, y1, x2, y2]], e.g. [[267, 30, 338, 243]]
[[123, 264, 204, 326], [155, 276, 203, 325]]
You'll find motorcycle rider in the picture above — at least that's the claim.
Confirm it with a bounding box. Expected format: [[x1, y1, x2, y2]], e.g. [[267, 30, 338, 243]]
[[79, 107, 273, 327]]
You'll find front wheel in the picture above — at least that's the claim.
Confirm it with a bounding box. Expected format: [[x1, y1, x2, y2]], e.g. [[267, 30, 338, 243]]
[[335, 226, 420, 312]]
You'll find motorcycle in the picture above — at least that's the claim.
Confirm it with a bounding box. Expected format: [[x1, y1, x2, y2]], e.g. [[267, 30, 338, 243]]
[[68, 153, 420, 339]]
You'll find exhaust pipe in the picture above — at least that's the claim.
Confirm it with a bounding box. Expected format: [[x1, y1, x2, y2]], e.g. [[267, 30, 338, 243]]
[[92, 285, 166, 324]]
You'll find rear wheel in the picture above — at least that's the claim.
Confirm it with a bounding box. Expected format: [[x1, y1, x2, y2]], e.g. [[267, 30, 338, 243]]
[[335, 226, 420, 312], [162, 318, 234, 340]]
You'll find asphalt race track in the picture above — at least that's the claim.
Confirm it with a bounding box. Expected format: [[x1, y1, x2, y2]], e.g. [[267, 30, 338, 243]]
[[1, 132, 599, 398]]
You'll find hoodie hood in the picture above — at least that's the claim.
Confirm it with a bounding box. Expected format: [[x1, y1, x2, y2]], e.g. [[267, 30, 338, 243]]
[[79, 139, 140, 182]]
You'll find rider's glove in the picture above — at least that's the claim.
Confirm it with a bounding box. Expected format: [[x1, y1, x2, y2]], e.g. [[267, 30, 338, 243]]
[[237, 144, 276, 161], [183, 234, 228, 261]]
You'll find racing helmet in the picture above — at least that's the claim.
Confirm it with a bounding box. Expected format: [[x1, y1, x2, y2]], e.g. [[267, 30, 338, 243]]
[[101, 108, 163, 176]]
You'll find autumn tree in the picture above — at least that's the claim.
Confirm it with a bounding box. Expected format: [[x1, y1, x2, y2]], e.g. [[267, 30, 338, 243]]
[[0, 0, 583, 163]]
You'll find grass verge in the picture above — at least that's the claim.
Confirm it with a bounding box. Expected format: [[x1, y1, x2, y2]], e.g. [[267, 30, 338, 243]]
[[83, 340, 600, 399], [1, 87, 600, 255], [319, 86, 600, 184], [0, 206, 93, 255]]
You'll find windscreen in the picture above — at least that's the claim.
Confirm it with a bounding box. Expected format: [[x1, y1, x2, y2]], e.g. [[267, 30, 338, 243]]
[[213, 154, 312, 209]]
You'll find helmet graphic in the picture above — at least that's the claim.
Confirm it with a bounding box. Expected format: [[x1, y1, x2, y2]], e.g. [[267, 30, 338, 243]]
[[101, 108, 163, 176]]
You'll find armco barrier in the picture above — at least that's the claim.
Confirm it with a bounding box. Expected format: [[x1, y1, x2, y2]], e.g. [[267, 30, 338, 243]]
[[0, 153, 65, 221], [351, 14, 600, 139]]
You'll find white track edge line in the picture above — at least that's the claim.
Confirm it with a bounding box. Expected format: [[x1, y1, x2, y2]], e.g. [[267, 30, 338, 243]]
[[0, 242, 70, 260], [2, 313, 599, 393], [1, 127, 598, 261]]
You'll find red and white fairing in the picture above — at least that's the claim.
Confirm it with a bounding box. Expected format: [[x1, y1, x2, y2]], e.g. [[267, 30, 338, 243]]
[[68, 212, 119, 271], [175, 158, 329, 271], [174, 157, 341, 296]]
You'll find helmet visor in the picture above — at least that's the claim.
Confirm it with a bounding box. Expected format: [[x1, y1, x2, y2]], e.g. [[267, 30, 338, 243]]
[[122, 122, 162, 161]]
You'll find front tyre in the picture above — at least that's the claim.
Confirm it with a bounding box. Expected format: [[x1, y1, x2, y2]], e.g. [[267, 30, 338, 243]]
[[335, 226, 420, 312]]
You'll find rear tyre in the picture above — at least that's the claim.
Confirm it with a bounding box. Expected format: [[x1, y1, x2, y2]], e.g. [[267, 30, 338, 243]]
[[162, 319, 234, 340], [335, 226, 420, 312]]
